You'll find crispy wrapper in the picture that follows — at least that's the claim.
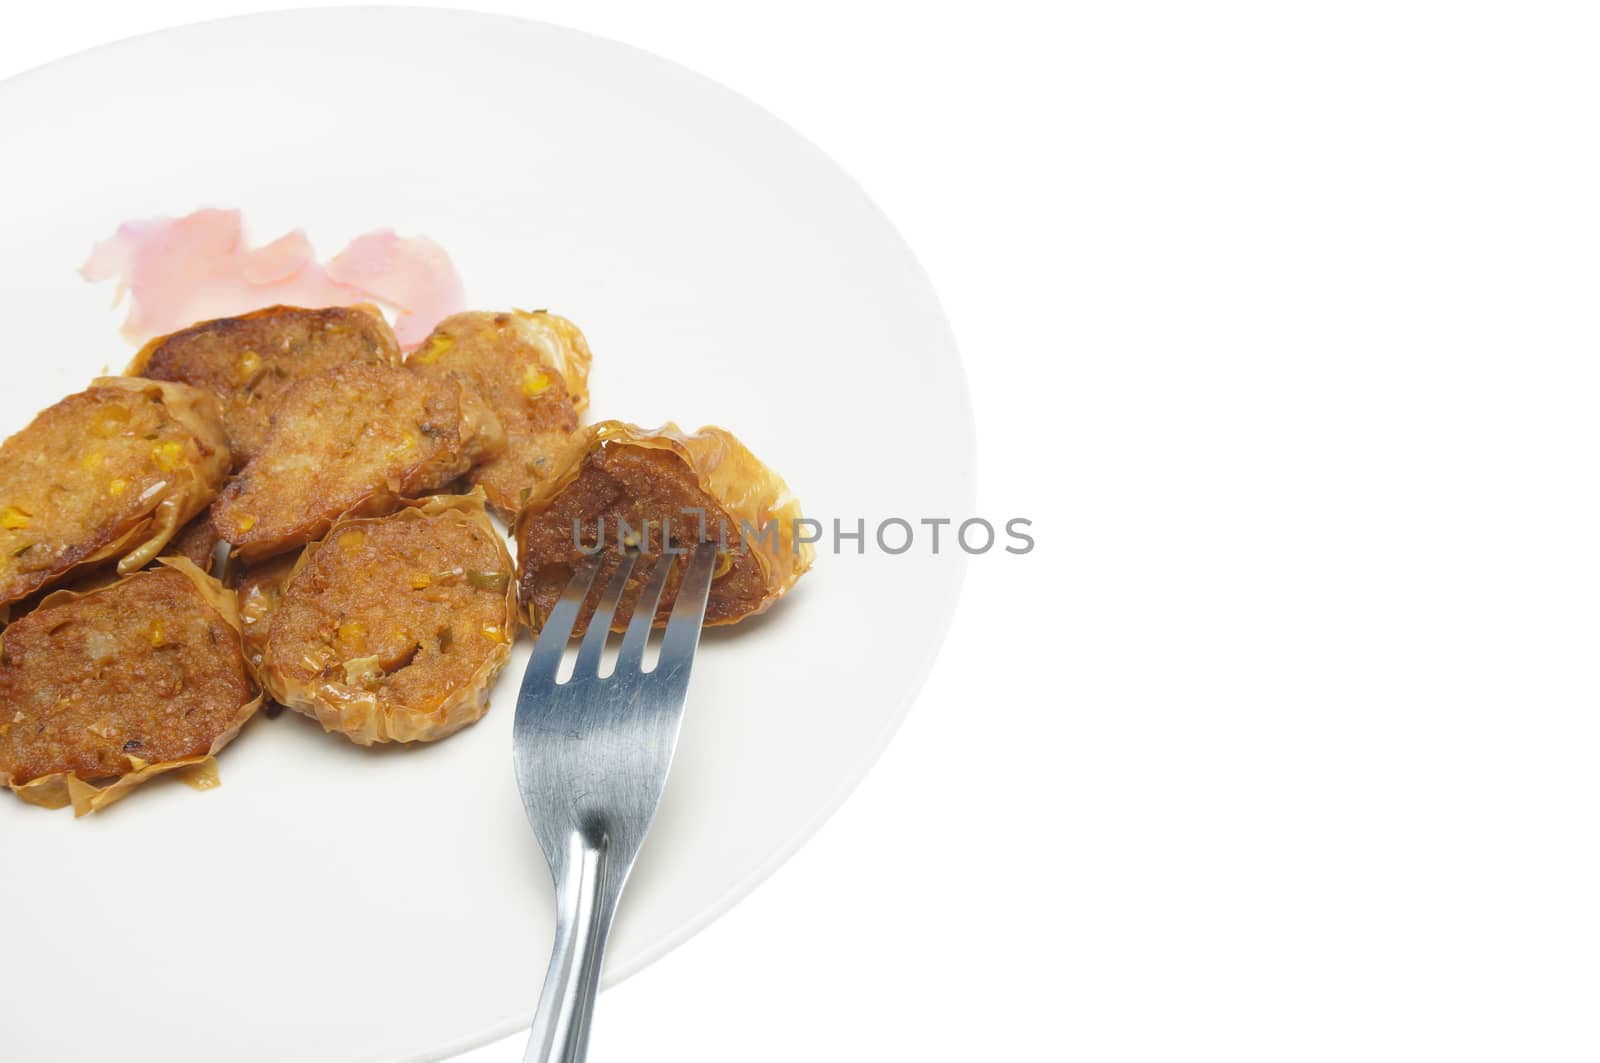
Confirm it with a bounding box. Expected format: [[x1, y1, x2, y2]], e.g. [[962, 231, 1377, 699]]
[[0, 377, 229, 609], [515, 421, 812, 627], [86, 379, 232, 576], [161, 511, 223, 574], [261, 490, 517, 745], [1, 557, 261, 816], [235, 550, 300, 685], [507, 310, 593, 413]]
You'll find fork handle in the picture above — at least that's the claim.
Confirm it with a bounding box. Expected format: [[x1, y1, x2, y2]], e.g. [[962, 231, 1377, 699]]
[[525, 831, 618, 1063]]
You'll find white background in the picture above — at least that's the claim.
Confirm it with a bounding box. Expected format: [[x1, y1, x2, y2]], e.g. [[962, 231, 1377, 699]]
[[5, 3, 1597, 1061]]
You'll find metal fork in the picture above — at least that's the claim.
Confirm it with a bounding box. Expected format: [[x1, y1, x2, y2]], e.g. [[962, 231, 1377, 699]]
[[513, 542, 718, 1063]]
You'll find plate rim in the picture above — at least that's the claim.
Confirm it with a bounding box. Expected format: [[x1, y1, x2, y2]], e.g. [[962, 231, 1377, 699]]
[[0, 8, 979, 1060]]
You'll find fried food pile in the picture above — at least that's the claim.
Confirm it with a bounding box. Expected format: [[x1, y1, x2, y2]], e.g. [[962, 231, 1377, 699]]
[[0, 303, 810, 815]]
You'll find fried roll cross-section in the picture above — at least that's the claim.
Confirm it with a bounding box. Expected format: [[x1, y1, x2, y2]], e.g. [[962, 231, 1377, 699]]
[[259, 491, 517, 745], [0, 377, 229, 612], [128, 305, 402, 468], [213, 363, 504, 562], [0, 559, 261, 815], [408, 310, 592, 520], [515, 422, 812, 635]]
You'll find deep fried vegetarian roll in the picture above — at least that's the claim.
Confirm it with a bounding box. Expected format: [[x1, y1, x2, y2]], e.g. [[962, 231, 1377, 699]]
[[0, 559, 260, 815], [259, 491, 517, 745], [0, 377, 228, 612], [515, 422, 811, 634], [407, 310, 591, 520]]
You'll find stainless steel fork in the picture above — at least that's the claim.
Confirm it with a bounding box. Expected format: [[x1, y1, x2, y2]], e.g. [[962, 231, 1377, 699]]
[[513, 542, 718, 1063]]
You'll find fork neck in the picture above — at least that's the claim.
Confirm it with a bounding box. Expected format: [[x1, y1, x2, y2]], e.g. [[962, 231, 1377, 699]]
[[525, 829, 619, 1063]]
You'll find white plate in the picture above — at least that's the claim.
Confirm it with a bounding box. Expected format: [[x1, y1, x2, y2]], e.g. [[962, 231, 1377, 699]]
[[0, 10, 972, 1062]]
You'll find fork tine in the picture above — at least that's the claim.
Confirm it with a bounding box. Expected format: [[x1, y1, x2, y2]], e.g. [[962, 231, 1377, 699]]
[[571, 550, 637, 678], [521, 558, 602, 688], [656, 542, 718, 670], [615, 552, 674, 671]]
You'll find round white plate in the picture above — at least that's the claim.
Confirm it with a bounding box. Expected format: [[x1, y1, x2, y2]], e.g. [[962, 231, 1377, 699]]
[[0, 10, 972, 1062]]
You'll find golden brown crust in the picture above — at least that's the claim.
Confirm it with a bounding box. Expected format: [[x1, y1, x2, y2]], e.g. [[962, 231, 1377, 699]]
[[259, 490, 516, 745], [212, 363, 505, 562], [128, 305, 401, 468], [0, 377, 229, 610], [408, 310, 591, 520], [515, 422, 811, 633], [0, 559, 260, 815]]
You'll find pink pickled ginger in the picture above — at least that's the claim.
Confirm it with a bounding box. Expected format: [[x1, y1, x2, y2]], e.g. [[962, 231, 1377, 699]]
[[329, 231, 465, 349], [81, 209, 465, 349]]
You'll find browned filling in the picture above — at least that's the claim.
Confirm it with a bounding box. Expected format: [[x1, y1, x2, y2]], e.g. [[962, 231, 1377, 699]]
[[134, 305, 399, 467], [517, 444, 769, 633], [212, 363, 502, 561], [0, 568, 253, 785], [262, 509, 513, 718]]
